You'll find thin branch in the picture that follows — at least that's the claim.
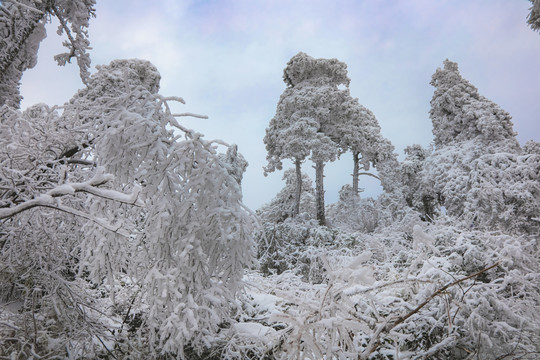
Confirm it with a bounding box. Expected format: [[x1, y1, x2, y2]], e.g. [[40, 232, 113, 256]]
[[384, 262, 500, 333], [10, 1, 44, 14], [172, 112, 209, 119], [51, 6, 78, 60], [358, 172, 380, 181], [360, 262, 501, 358]]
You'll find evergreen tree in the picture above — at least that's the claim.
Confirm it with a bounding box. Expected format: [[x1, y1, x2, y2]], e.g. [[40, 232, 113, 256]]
[[264, 52, 349, 225], [423, 60, 539, 233], [334, 96, 397, 195]]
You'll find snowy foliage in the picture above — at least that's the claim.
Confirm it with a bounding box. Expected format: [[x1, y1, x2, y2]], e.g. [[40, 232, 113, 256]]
[[415, 60, 540, 233], [0, 0, 95, 107], [257, 168, 316, 224], [326, 185, 381, 233], [430, 60, 518, 149], [401, 144, 438, 220], [239, 221, 540, 360], [2, 3, 539, 356], [1, 59, 257, 358]]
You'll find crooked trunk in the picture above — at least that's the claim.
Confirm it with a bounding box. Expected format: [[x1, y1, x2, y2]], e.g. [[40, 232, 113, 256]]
[[352, 151, 360, 195], [315, 160, 326, 226], [294, 158, 302, 217]]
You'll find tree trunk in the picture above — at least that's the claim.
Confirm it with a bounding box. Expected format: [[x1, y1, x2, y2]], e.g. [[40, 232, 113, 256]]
[[352, 151, 360, 195], [293, 158, 302, 217], [315, 160, 326, 226]]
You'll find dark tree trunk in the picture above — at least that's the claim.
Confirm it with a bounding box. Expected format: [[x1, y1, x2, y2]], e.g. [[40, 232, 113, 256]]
[[352, 151, 360, 195], [293, 158, 302, 217], [315, 160, 326, 226]]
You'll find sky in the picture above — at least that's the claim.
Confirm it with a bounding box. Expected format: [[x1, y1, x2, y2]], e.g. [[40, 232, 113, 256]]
[[20, 0, 540, 211]]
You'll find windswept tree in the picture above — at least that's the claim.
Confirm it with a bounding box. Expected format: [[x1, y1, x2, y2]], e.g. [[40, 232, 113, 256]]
[[421, 59, 539, 233], [0, 0, 95, 108], [429, 59, 519, 150], [264, 52, 349, 225]]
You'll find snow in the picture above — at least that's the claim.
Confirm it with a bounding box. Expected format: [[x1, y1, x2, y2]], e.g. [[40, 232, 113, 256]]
[[232, 322, 276, 337]]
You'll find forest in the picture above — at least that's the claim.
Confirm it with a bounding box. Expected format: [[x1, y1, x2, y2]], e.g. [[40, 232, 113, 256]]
[[1, 1, 539, 359]]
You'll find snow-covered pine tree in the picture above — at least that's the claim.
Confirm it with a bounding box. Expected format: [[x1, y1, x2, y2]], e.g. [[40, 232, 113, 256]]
[[429, 59, 518, 150], [333, 96, 399, 195], [0, 0, 95, 108], [264, 52, 349, 225]]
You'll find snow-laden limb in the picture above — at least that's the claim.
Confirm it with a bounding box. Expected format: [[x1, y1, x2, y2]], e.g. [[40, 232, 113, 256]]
[[63, 59, 258, 357], [0, 170, 143, 221], [172, 112, 209, 119]]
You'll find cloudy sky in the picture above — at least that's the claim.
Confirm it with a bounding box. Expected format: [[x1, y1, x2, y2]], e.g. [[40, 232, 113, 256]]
[[20, 0, 540, 210]]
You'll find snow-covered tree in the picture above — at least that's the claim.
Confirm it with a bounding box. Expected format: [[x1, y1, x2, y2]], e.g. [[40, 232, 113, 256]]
[[0, 0, 95, 108], [401, 144, 437, 220], [528, 0, 540, 32], [264, 52, 349, 225], [421, 60, 539, 233], [429, 59, 519, 150], [1, 59, 257, 358]]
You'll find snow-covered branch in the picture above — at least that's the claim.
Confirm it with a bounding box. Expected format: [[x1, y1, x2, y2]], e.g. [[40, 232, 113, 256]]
[[0, 171, 144, 221], [172, 112, 209, 119]]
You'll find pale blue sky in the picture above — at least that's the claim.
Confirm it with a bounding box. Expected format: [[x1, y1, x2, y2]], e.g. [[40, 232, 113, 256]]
[[20, 0, 540, 210]]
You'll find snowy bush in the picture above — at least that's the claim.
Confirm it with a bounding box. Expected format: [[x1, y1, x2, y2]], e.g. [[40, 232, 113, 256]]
[[237, 221, 540, 359], [326, 185, 381, 233]]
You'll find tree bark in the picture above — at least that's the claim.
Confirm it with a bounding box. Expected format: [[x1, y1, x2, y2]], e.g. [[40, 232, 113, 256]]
[[352, 151, 359, 195], [315, 160, 326, 226], [294, 158, 302, 217]]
